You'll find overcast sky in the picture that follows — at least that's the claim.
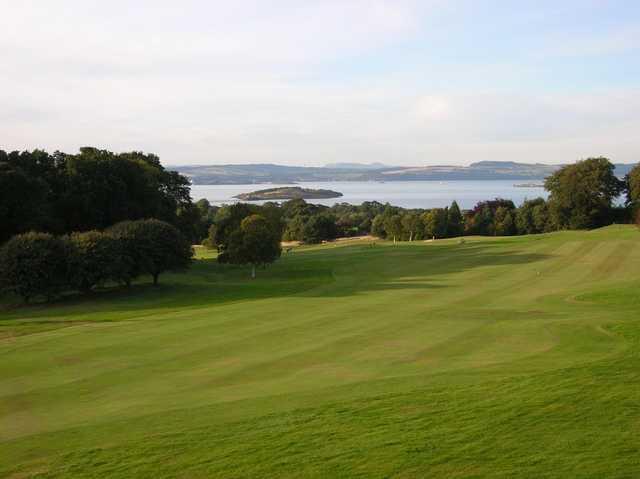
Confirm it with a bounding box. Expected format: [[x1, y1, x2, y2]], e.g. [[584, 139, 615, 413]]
[[2, 1, 639, 166]]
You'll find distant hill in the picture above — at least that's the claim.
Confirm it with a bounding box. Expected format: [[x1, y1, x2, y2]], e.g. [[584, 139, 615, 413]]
[[324, 162, 391, 170], [173, 161, 636, 185]]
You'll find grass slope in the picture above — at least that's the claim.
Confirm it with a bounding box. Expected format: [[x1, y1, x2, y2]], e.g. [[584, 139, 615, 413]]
[[1, 226, 639, 478]]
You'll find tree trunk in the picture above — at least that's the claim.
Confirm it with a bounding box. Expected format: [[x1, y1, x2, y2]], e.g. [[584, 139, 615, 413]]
[[153, 273, 159, 286], [393, 236, 397, 244], [251, 264, 256, 279]]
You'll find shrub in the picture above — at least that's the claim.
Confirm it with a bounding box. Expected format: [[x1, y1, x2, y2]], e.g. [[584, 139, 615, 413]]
[[0, 232, 71, 302]]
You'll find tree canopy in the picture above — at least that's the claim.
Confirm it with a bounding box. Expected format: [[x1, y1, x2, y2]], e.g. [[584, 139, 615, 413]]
[[0, 147, 201, 242], [109, 219, 193, 286], [545, 157, 624, 229], [222, 214, 282, 278]]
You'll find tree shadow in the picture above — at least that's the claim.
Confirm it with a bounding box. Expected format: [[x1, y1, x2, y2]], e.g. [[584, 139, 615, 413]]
[[0, 240, 550, 335], [295, 241, 550, 298]]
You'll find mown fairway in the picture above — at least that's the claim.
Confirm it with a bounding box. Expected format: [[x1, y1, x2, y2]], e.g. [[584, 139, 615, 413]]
[[1, 226, 639, 478]]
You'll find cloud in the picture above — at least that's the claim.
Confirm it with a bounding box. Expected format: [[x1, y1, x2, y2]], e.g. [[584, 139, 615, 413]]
[[1, 1, 638, 166]]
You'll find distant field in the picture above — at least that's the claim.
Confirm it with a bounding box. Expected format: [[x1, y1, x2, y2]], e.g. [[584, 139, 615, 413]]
[[1, 226, 639, 478]]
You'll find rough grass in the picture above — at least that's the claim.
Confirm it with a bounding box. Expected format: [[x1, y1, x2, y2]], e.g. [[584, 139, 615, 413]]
[[1, 226, 639, 478]]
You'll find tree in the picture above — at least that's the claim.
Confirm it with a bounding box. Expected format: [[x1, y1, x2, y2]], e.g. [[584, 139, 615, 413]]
[[401, 213, 421, 241], [175, 203, 207, 245], [371, 214, 387, 238], [206, 203, 256, 251], [464, 199, 515, 236], [0, 232, 71, 302], [494, 206, 516, 236], [0, 163, 50, 243], [516, 198, 546, 234], [109, 219, 193, 286], [532, 203, 550, 233], [0, 147, 194, 238], [625, 164, 640, 218], [68, 231, 129, 293], [282, 214, 306, 241], [383, 214, 403, 243], [545, 157, 624, 229], [447, 201, 464, 237], [224, 214, 281, 278], [301, 214, 338, 244], [423, 209, 448, 239]]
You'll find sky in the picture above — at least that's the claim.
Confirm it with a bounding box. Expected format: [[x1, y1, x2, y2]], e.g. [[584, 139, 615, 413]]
[[1, 0, 639, 166]]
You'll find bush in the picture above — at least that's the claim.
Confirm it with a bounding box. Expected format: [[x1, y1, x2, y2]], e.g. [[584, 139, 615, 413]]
[[109, 219, 193, 285], [0, 232, 72, 302], [68, 231, 130, 292]]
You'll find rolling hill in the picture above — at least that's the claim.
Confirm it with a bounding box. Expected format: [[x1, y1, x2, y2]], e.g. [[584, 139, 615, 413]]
[[173, 161, 636, 184]]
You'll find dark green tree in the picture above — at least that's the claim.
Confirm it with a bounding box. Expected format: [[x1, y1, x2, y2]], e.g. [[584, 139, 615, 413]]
[[494, 206, 516, 236], [0, 163, 50, 243], [224, 214, 282, 278], [68, 231, 129, 293], [532, 202, 551, 233], [545, 157, 624, 229], [282, 214, 306, 241], [0, 232, 71, 302], [109, 219, 193, 286], [302, 213, 338, 244], [446, 201, 464, 237], [465, 199, 515, 235], [625, 163, 640, 219]]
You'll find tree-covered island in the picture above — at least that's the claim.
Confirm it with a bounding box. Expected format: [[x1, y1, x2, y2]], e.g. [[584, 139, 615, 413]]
[[234, 186, 343, 201]]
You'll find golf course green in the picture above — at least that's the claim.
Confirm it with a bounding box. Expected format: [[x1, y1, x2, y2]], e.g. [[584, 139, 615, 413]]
[[1, 225, 639, 478]]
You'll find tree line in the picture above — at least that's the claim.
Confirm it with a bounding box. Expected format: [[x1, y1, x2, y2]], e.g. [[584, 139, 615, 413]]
[[0, 147, 208, 302], [2, 151, 639, 302], [0, 147, 216, 244], [0, 220, 192, 302], [204, 157, 638, 248]]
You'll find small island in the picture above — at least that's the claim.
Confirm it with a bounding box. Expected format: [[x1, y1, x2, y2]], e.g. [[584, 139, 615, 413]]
[[514, 183, 545, 188], [234, 186, 343, 201]]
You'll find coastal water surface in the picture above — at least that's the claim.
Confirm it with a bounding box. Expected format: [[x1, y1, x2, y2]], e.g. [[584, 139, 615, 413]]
[[191, 180, 548, 210]]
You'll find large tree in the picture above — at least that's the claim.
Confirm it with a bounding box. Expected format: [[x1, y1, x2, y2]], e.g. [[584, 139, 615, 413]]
[[0, 232, 71, 302], [625, 163, 640, 220], [545, 157, 624, 229], [223, 214, 281, 278], [206, 203, 284, 249], [68, 231, 130, 293], [109, 219, 193, 286], [0, 163, 50, 243], [465, 199, 515, 235], [301, 213, 338, 244], [0, 147, 195, 242]]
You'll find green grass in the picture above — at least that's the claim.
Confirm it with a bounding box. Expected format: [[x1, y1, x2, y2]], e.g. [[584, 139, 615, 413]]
[[1, 226, 639, 478]]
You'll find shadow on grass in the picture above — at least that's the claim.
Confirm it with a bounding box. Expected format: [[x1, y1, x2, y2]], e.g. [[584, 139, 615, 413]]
[[0, 240, 550, 333]]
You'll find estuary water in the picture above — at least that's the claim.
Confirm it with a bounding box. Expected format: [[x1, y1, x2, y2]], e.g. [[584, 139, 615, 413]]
[[190, 180, 548, 210]]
